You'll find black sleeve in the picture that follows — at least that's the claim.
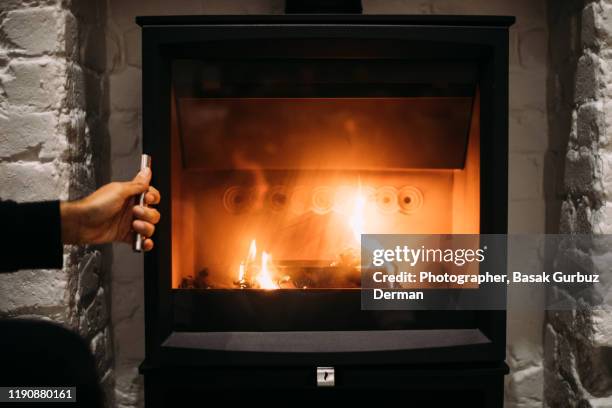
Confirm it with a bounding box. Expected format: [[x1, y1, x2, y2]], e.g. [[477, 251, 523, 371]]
[[0, 200, 63, 272]]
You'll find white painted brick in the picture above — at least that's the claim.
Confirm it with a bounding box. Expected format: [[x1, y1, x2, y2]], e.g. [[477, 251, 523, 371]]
[[60, 109, 88, 158], [84, 287, 109, 335], [201, 0, 283, 14], [564, 147, 596, 195], [592, 308, 612, 347], [124, 27, 141, 68], [70, 0, 101, 24], [576, 101, 605, 146], [83, 69, 104, 114], [570, 109, 578, 143], [363, 0, 432, 14], [78, 251, 101, 306], [518, 28, 547, 69], [581, 2, 599, 50], [109, 111, 140, 157], [0, 161, 68, 201], [509, 69, 547, 112], [63, 11, 79, 61], [1, 7, 60, 55], [109, 66, 141, 111], [603, 100, 612, 147], [600, 150, 612, 200], [80, 25, 107, 73], [509, 108, 547, 152], [575, 51, 605, 103], [575, 197, 594, 233], [0, 269, 67, 312], [509, 30, 520, 68], [111, 243, 143, 286], [509, 153, 543, 200], [111, 153, 141, 182], [596, 2, 612, 48], [367, 0, 546, 26], [106, 28, 122, 73], [0, 111, 63, 160], [113, 309, 144, 362], [65, 62, 85, 110], [69, 161, 96, 199], [505, 364, 543, 408], [91, 328, 113, 375], [594, 203, 612, 234], [109, 0, 202, 31], [590, 249, 612, 312], [590, 397, 612, 408], [508, 200, 545, 233], [114, 364, 143, 408], [0, 0, 113, 400], [559, 199, 576, 234], [0, 1, 26, 13], [603, 55, 612, 98], [3, 59, 64, 109]]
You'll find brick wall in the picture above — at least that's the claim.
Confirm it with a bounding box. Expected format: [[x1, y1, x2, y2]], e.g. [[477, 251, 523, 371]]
[[545, 1, 612, 406], [0, 0, 113, 404]]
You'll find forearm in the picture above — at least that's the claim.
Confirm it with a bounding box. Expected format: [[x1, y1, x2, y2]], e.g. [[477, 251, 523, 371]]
[[60, 201, 84, 245]]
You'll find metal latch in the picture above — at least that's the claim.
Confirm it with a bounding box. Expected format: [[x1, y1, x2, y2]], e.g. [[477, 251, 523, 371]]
[[316, 366, 335, 387]]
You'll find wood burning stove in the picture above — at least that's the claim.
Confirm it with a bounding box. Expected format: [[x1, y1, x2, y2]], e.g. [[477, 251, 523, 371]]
[[137, 11, 513, 407]]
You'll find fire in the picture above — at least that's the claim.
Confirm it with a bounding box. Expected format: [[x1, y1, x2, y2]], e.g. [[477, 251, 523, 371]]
[[236, 183, 367, 290], [237, 240, 279, 289], [237, 262, 245, 282], [248, 239, 257, 261], [349, 186, 366, 242], [257, 251, 279, 290]]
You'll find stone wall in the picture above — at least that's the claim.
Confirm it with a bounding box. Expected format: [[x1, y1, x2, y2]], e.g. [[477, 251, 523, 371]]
[[100, 0, 548, 406], [545, 0, 612, 407], [0, 0, 113, 405]]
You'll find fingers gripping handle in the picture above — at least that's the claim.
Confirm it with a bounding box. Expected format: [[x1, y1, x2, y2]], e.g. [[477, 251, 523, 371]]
[[133, 154, 152, 252]]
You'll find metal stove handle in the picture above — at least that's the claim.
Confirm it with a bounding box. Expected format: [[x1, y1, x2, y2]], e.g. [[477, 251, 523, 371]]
[[133, 154, 152, 252]]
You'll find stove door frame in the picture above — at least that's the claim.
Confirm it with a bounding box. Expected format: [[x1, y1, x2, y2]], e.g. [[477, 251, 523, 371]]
[[138, 15, 511, 368]]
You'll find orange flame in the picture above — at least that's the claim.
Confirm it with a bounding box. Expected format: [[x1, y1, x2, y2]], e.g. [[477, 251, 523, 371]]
[[237, 240, 279, 289], [257, 251, 279, 290], [349, 185, 366, 243], [237, 262, 246, 282], [247, 239, 257, 263]]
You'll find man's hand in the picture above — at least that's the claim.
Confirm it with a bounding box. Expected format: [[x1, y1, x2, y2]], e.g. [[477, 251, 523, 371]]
[[60, 168, 161, 251]]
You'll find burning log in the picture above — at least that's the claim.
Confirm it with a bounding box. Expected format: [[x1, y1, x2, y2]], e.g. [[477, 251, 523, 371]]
[[179, 269, 211, 289]]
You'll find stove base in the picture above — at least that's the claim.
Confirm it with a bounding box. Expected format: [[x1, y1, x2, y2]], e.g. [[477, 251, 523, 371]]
[[140, 362, 508, 407]]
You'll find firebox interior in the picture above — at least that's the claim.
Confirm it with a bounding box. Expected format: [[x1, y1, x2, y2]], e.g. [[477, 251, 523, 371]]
[[170, 57, 480, 291]]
